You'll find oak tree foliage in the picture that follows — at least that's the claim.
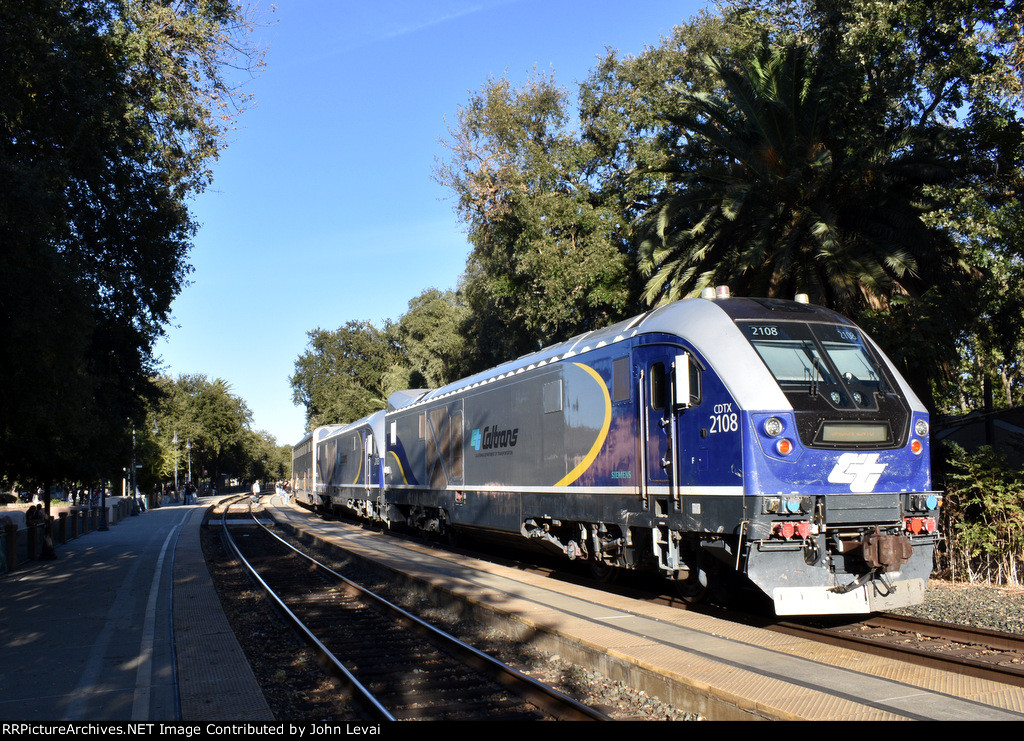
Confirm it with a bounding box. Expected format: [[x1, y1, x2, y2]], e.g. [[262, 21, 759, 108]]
[[0, 0, 267, 485]]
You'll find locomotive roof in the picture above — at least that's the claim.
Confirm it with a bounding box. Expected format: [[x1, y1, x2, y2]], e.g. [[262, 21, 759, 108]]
[[315, 410, 386, 441], [391, 296, 813, 412], [379, 294, 925, 416]]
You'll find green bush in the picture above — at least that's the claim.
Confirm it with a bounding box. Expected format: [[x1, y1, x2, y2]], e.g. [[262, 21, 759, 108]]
[[938, 443, 1024, 585]]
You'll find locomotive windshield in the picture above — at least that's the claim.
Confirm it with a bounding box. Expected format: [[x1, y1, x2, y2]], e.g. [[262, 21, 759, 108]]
[[739, 321, 892, 411]]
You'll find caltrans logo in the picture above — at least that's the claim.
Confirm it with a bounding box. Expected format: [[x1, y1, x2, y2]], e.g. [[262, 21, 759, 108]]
[[827, 453, 887, 493], [471, 424, 518, 451]]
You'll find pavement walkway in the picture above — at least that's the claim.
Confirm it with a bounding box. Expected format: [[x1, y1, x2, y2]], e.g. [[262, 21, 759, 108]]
[[0, 499, 273, 722]]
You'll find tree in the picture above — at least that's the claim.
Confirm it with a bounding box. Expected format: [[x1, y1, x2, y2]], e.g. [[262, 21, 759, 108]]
[[291, 321, 403, 428], [382, 288, 472, 393], [585, 0, 1023, 408], [113, 0, 267, 197], [147, 375, 255, 490], [634, 42, 970, 314], [435, 73, 634, 371], [0, 0, 267, 487]]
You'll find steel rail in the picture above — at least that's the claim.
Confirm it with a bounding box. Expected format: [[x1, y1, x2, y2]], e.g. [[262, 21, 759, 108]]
[[770, 613, 1024, 688], [222, 495, 610, 721], [864, 613, 1024, 652], [218, 495, 396, 721]]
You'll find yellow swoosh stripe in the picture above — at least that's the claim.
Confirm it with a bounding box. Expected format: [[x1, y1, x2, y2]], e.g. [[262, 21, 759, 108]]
[[388, 450, 409, 484], [555, 363, 612, 487]]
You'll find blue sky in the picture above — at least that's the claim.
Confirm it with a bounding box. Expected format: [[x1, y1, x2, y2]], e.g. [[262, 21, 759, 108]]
[[155, 0, 706, 446]]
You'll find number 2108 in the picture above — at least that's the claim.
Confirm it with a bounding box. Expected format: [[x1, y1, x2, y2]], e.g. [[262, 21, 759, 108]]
[[709, 413, 738, 434]]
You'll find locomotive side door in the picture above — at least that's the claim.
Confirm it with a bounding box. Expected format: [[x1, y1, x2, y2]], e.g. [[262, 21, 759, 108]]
[[637, 344, 702, 573], [363, 430, 374, 495], [636, 345, 683, 507], [636, 344, 689, 573]]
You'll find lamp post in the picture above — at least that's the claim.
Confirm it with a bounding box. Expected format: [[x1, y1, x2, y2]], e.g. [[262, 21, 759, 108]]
[[129, 426, 142, 515], [153, 420, 159, 507], [173, 430, 179, 500]]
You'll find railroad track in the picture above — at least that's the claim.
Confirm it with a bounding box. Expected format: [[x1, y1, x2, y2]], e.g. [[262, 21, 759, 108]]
[[217, 496, 610, 721], [284, 500, 1024, 691], [770, 613, 1024, 687]]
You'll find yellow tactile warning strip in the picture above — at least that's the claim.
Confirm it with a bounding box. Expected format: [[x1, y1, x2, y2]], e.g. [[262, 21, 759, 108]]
[[270, 502, 1024, 721], [174, 507, 275, 721]]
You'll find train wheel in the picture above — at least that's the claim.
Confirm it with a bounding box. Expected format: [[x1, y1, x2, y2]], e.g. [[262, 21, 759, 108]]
[[674, 568, 709, 604], [588, 559, 619, 584], [444, 525, 461, 547]]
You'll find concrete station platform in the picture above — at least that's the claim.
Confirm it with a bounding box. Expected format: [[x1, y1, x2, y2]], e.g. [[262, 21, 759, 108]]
[[267, 499, 1024, 722], [0, 498, 272, 722]]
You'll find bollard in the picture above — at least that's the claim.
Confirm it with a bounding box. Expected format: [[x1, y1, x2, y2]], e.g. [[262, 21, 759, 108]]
[[3, 524, 15, 573], [40, 517, 56, 561], [27, 523, 38, 560], [59, 512, 67, 544]]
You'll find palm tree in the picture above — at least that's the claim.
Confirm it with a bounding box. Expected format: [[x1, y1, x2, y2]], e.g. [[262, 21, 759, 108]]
[[636, 42, 965, 316]]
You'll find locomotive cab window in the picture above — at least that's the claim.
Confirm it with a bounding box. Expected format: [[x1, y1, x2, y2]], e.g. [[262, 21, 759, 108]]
[[650, 362, 667, 411], [651, 356, 701, 411], [740, 321, 891, 411], [675, 352, 701, 408]]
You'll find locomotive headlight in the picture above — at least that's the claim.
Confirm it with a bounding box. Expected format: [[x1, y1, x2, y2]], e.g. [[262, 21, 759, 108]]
[[915, 418, 929, 437], [763, 417, 784, 437]]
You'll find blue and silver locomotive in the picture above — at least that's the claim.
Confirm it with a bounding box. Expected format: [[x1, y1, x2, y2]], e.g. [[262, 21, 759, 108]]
[[293, 291, 941, 615]]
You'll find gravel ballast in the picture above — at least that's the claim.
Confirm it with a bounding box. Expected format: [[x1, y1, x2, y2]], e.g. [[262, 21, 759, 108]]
[[202, 520, 1024, 721], [891, 578, 1024, 635]]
